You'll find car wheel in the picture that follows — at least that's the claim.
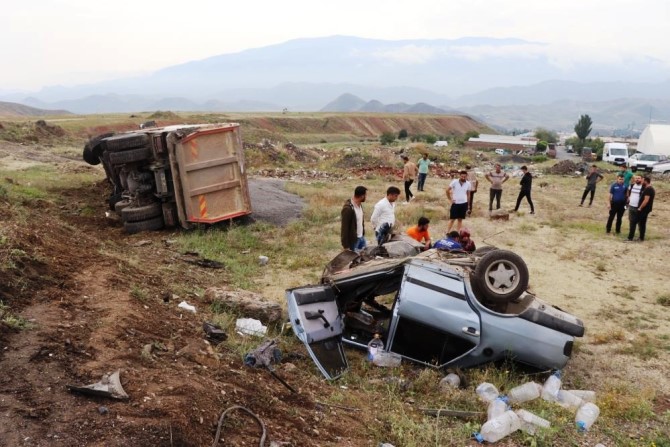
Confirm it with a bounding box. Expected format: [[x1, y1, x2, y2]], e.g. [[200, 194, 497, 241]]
[[121, 202, 162, 223], [108, 147, 151, 165], [124, 216, 165, 234], [472, 250, 529, 303]]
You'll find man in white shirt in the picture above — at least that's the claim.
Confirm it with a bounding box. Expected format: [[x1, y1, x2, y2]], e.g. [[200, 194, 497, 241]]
[[625, 175, 644, 242], [446, 170, 471, 232], [370, 186, 401, 245]]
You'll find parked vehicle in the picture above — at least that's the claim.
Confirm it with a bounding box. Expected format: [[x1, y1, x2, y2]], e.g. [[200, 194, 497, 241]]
[[581, 147, 594, 161], [286, 243, 584, 380], [651, 160, 670, 175], [603, 143, 629, 166], [494, 148, 507, 155], [629, 153, 668, 172], [83, 123, 252, 233], [433, 140, 449, 147]]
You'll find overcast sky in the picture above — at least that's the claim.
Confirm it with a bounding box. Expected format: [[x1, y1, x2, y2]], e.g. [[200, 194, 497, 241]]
[[2, 0, 668, 91]]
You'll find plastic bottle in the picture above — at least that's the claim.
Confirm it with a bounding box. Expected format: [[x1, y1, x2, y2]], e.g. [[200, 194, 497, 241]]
[[475, 382, 500, 403], [507, 381, 542, 404], [541, 370, 562, 402], [487, 396, 509, 421], [556, 390, 584, 410], [566, 389, 596, 403], [439, 373, 461, 390], [367, 334, 384, 361], [372, 351, 401, 367], [575, 402, 600, 432], [515, 409, 551, 435], [480, 410, 521, 443]]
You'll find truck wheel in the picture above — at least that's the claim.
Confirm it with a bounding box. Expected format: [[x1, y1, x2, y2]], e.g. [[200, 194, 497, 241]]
[[83, 147, 101, 165], [472, 250, 529, 303], [124, 216, 165, 234], [82, 132, 115, 165], [121, 202, 162, 222], [108, 147, 150, 165], [103, 133, 150, 152], [114, 199, 131, 214]]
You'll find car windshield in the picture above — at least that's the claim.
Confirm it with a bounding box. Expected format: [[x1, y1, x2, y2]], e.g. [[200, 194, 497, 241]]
[[610, 149, 627, 155], [640, 154, 660, 161]]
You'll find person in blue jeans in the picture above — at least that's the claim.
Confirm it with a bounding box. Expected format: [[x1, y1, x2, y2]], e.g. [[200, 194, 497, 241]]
[[606, 175, 626, 235], [417, 153, 431, 191]]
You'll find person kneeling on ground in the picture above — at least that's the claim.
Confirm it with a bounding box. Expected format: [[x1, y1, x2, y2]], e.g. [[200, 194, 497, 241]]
[[433, 231, 464, 252], [459, 228, 476, 253], [406, 216, 432, 250]]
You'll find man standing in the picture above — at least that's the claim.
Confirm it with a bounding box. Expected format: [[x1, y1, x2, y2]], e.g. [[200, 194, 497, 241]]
[[402, 155, 418, 202], [635, 176, 655, 242], [406, 216, 432, 250], [341, 185, 367, 252], [513, 165, 535, 214], [371, 186, 401, 245], [620, 164, 633, 189], [579, 165, 604, 207], [417, 153, 431, 191], [606, 175, 627, 235], [446, 170, 471, 232], [485, 163, 509, 212], [466, 165, 478, 215], [625, 175, 644, 242]]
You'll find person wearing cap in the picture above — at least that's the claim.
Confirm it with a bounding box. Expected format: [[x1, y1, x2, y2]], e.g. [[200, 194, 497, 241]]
[[402, 155, 418, 202], [446, 170, 471, 232], [341, 185, 367, 252], [459, 228, 476, 252], [406, 216, 432, 250], [513, 165, 535, 214]]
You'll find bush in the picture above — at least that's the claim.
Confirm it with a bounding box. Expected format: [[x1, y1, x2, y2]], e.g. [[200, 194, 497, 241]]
[[398, 129, 408, 139], [380, 132, 396, 145]]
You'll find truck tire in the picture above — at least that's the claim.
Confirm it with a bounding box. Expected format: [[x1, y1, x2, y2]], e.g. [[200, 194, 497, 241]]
[[472, 250, 529, 303], [83, 132, 115, 165], [121, 202, 162, 223], [103, 133, 150, 152], [83, 147, 101, 165], [108, 147, 150, 165], [114, 199, 131, 214], [124, 216, 165, 234]]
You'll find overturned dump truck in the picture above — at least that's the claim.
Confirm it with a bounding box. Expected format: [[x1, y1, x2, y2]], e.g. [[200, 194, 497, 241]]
[[83, 123, 252, 233]]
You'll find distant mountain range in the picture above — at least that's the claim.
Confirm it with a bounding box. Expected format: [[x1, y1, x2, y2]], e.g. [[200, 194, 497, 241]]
[[0, 101, 70, 117], [2, 35, 670, 132]]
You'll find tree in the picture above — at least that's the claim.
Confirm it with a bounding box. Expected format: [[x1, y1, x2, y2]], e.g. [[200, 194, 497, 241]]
[[380, 132, 396, 145], [398, 129, 408, 139], [534, 128, 558, 144], [536, 140, 548, 152], [574, 115, 592, 142], [425, 134, 437, 144]]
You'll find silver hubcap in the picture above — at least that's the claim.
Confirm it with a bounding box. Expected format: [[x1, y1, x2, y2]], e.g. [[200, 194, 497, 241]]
[[486, 261, 519, 292]]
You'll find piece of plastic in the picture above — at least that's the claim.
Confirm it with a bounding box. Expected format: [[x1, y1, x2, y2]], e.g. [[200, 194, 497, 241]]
[[487, 396, 509, 421], [367, 334, 384, 361], [507, 381, 542, 404], [372, 351, 401, 367], [575, 402, 600, 432], [556, 389, 584, 410], [476, 382, 500, 403], [480, 410, 521, 443], [439, 373, 461, 390], [515, 409, 551, 435], [566, 389, 596, 403], [177, 300, 196, 313], [541, 371, 562, 402], [235, 318, 268, 337], [258, 255, 269, 266]]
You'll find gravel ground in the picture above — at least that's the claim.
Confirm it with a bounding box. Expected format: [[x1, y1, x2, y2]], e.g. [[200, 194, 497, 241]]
[[248, 177, 304, 226]]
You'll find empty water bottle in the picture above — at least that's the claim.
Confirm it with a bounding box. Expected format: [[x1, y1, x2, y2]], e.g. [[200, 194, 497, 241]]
[[439, 373, 461, 390], [575, 402, 600, 431], [476, 382, 500, 403], [566, 389, 596, 403], [515, 409, 551, 435], [487, 396, 509, 420], [480, 410, 521, 443], [541, 370, 562, 402], [507, 381, 542, 404], [367, 334, 384, 361], [557, 389, 584, 410]]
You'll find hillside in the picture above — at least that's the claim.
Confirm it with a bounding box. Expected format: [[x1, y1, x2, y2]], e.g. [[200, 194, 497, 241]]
[[0, 100, 71, 117]]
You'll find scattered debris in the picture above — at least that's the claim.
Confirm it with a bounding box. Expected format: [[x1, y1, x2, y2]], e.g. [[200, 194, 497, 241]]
[[235, 318, 267, 337], [258, 255, 269, 266], [211, 405, 267, 447], [203, 321, 227, 345], [180, 252, 224, 269], [177, 301, 196, 313], [419, 408, 484, 419], [67, 370, 129, 400], [244, 339, 296, 393]]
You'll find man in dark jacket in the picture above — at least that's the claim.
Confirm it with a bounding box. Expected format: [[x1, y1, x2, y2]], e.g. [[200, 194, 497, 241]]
[[513, 166, 535, 214], [341, 186, 367, 251]]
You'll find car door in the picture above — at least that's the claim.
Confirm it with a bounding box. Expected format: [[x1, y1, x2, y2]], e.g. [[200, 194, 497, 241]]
[[386, 262, 482, 368], [285, 285, 347, 380]]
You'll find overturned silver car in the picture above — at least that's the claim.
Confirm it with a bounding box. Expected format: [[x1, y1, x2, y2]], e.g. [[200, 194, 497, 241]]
[[286, 244, 584, 380]]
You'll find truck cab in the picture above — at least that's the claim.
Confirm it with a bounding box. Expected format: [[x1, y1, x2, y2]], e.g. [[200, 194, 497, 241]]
[[603, 143, 629, 166]]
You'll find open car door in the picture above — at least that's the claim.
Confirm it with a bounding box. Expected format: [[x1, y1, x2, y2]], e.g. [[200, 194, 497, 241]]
[[286, 285, 348, 380]]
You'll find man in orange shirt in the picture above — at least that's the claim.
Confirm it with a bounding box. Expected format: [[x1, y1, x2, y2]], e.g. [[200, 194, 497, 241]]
[[406, 216, 432, 250]]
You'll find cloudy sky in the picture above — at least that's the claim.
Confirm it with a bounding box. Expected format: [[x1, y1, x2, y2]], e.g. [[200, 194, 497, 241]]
[[2, 0, 667, 91]]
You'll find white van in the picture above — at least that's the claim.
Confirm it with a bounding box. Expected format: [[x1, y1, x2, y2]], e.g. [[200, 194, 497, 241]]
[[433, 140, 449, 147], [603, 143, 629, 165]]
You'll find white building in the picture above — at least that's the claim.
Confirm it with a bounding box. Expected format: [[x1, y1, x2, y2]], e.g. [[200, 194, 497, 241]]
[[637, 124, 670, 156]]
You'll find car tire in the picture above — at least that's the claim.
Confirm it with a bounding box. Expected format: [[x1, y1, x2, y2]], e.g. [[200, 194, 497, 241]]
[[103, 133, 150, 152], [108, 147, 150, 165], [124, 216, 165, 234], [121, 202, 162, 223], [472, 250, 529, 303]]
